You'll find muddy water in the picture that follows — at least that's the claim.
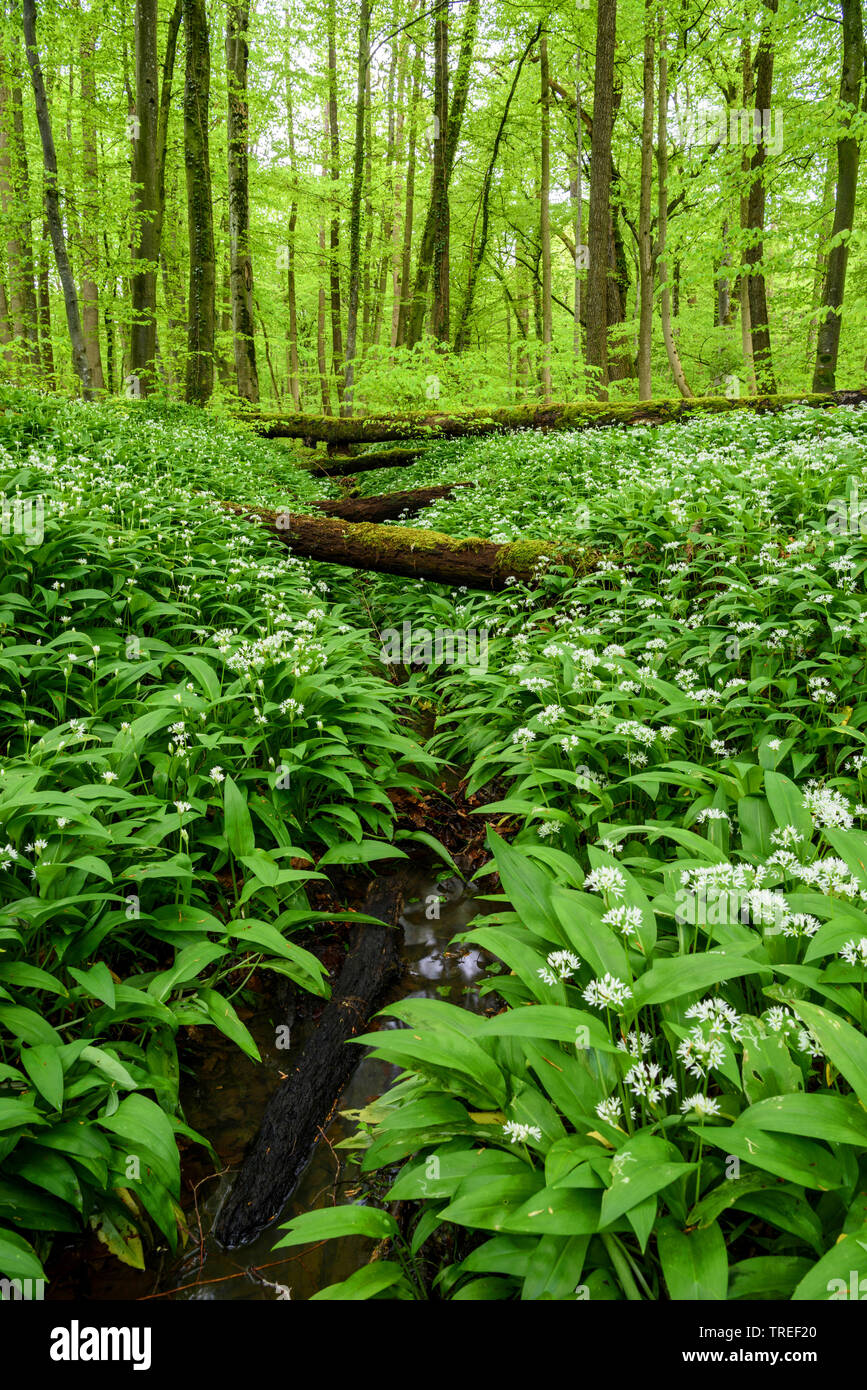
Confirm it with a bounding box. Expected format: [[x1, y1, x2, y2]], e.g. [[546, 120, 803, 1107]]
[[161, 869, 488, 1301]]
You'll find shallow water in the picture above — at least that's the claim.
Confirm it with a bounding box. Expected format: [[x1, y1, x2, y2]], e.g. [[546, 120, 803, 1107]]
[[160, 868, 487, 1301]]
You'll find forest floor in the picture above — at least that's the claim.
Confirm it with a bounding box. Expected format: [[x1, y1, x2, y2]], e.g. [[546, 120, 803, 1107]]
[[3, 387, 867, 1301]]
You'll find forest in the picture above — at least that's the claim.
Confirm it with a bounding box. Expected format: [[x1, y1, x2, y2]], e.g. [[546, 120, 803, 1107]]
[[1, 0, 867, 1324]]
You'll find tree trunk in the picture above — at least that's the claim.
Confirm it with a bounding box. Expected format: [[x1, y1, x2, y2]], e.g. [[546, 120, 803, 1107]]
[[342, 0, 371, 413], [79, 23, 105, 391], [311, 482, 469, 521], [812, 0, 864, 391], [248, 387, 867, 445], [515, 256, 531, 397], [572, 48, 583, 362], [21, 0, 92, 397], [37, 199, 53, 386], [387, 19, 411, 352], [637, 0, 655, 400], [539, 33, 553, 399], [182, 0, 216, 404], [305, 445, 429, 477], [223, 503, 599, 590], [212, 875, 406, 1248], [394, 32, 422, 350], [155, 0, 183, 250], [226, 0, 259, 402], [0, 33, 39, 374], [656, 22, 692, 398], [586, 0, 616, 398], [453, 25, 539, 353], [806, 155, 836, 367], [429, 1, 450, 344], [129, 0, 159, 392], [284, 37, 301, 409], [745, 0, 779, 393], [405, 0, 479, 347], [327, 0, 344, 403]]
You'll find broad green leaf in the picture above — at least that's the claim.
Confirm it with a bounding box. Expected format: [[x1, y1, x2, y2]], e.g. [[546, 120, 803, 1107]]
[[789, 999, 867, 1108], [657, 1219, 728, 1300], [275, 1204, 398, 1247], [21, 1046, 63, 1111]]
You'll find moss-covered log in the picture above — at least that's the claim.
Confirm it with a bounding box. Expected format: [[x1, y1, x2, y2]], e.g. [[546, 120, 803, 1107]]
[[310, 483, 470, 522], [246, 386, 867, 445], [222, 501, 597, 589], [303, 446, 430, 476]]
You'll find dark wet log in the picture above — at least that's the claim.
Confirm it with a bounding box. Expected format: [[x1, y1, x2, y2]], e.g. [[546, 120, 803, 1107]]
[[310, 483, 470, 522], [245, 387, 867, 445], [212, 878, 405, 1248], [221, 501, 598, 590]]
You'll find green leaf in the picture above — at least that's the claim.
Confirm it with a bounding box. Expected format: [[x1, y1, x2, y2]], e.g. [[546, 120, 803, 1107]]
[[763, 770, 814, 841], [89, 1204, 144, 1270], [223, 776, 255, 857], [789, 999, 867, 1108], [21, 1046, 64, 1111], [657, 1219, 728, 1300], [317, 840, 408, 866], [739, 1092, 867, 1147], [148, 941, 227, 1002], [275, 1204, 398, 1248], [699, 1123, 846, 1191], [68, 961, 116, 1009], [632, 949, 765, 1008], [198, 988, 261, 1062], [0, 1004, 61, 1048], [311, 1261, 410, 1300], [520, 1234, 590, 1300], [792, 1219, 867, 1299], [0, 1226, 45, 1282], [728, 1256, 812, 1300]]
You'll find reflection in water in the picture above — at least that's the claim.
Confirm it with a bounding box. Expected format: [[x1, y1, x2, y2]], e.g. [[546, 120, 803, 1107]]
[[163, 869, 488, 1301]]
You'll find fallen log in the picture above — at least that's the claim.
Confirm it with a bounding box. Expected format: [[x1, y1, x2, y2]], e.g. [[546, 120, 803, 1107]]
[[212, 876, 405, 1248], [310, 483, 470, 523], [246, 387, 867, 445], [221, 501, 597, 589], [301, 446, 430, 477]]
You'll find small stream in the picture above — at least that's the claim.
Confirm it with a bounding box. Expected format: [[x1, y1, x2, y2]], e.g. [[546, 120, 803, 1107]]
[[160, 868, 488, 1301]]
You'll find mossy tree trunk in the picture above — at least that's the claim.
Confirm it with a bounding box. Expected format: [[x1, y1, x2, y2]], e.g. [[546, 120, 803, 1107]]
[[812, 0, 864, 392], [744, 0, 779, 394], [79, 20, 105, 392], [248, 386, 867, 444], [637, 0, 654, 401], [342, 0, 371, 414], [539, 32, 553, 399], [226, 0, 259, 403], [183, 0, 215, 405], [223, 502, 599, 590], [326, 0, 344, 405], [586, 0, 616, 399], [130, 0, 159, 393], [405, 0, 479, 348]]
